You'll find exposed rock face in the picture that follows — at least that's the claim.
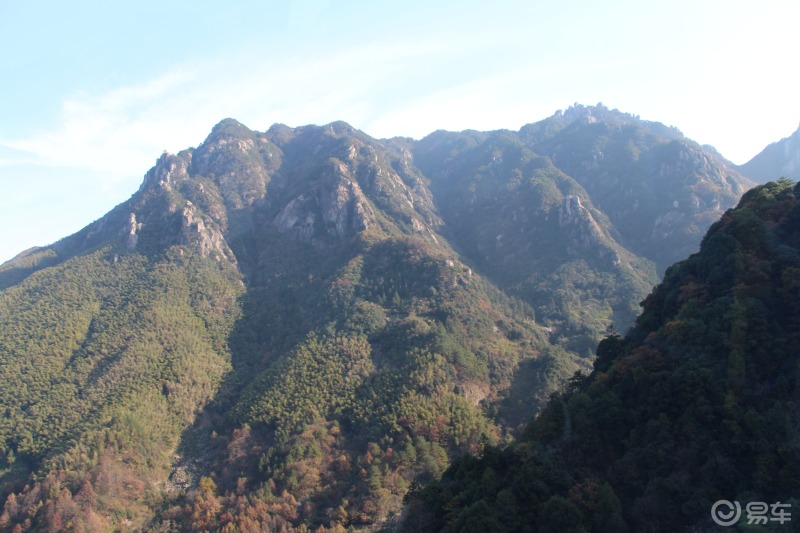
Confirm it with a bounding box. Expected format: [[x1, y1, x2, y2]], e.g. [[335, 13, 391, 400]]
[[558, 195, 620, 264], [274, 159, 375, 245], [558, 195, 603, 248], [558, 194, 594, 232], [105, 151, 238, 263], [179, 202, 236, 263], [125, 212, 139, 250], [274, 194, 316, 241], [191, 126, 272, 211], [320, 161, 374, 238], [140, 152, 191, 191]]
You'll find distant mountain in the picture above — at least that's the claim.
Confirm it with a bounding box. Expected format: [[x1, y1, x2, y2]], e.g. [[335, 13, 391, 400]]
[[412, 103, 752, 353], [405, 179, 800, 532], [0, 105, 755, 531], [517, 104, 753, 273], [739, 124, 800, 183], [411, 127, 657, 357]]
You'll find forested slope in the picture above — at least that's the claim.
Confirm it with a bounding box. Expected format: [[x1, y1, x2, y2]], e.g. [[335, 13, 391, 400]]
[[405, 179, 800, 532]]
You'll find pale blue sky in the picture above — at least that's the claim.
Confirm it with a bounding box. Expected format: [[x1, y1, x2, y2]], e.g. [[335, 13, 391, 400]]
[[1, 0, 799, 263]]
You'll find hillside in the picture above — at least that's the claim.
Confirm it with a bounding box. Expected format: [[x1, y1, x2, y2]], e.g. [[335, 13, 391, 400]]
[[405, 179, 800, 532], [412, 128, 655, 357], [0, 106, 755, 530], [0, 119, 575, 531], [739, 124, 800, 183]]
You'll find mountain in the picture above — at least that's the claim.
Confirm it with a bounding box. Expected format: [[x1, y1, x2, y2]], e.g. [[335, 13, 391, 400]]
[[0, 118, 575, 531], [411, 103, 751, 354], [0, 106, 754, 531], [405, 179, 800, 532], [517, 104, 753, 273], [410, 129, 656, 358], [739, 124, 800, 183]]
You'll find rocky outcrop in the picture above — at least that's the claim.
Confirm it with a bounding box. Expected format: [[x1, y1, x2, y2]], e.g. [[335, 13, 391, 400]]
[[125, 212, 140, 250], [179, 201, 236, 263], [274, 159, 375, 245], [120, 152, 238, 262], [191, 119, 276, 211], [140, 152, 192, 191], [321, 161, 374, 238], [558, 195, 612, 258]]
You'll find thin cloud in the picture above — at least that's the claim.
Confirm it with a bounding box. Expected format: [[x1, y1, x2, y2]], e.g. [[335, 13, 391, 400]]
[[0, 38, 457, 183], [0, 69, 198, 181]]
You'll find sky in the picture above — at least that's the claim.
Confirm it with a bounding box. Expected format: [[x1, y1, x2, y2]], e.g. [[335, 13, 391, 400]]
[[1, 0, 799, 263]]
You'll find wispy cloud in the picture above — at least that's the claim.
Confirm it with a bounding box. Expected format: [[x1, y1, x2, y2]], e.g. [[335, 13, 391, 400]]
[[0, 38, 462, 184], [0, 69, 199, 181]]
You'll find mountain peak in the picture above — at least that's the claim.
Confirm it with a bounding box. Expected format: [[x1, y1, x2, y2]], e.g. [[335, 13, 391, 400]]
[[547, 102, 651, 129], [324, 120, 357, 134], [209, 117, 253, 138], [558, 102, 614, 121], [140, 150, 192, 191]]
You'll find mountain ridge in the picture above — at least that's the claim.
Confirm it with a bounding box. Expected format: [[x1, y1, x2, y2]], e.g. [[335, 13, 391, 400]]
[[739, 123, 800, 183], [0, 104, 759, 531]]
